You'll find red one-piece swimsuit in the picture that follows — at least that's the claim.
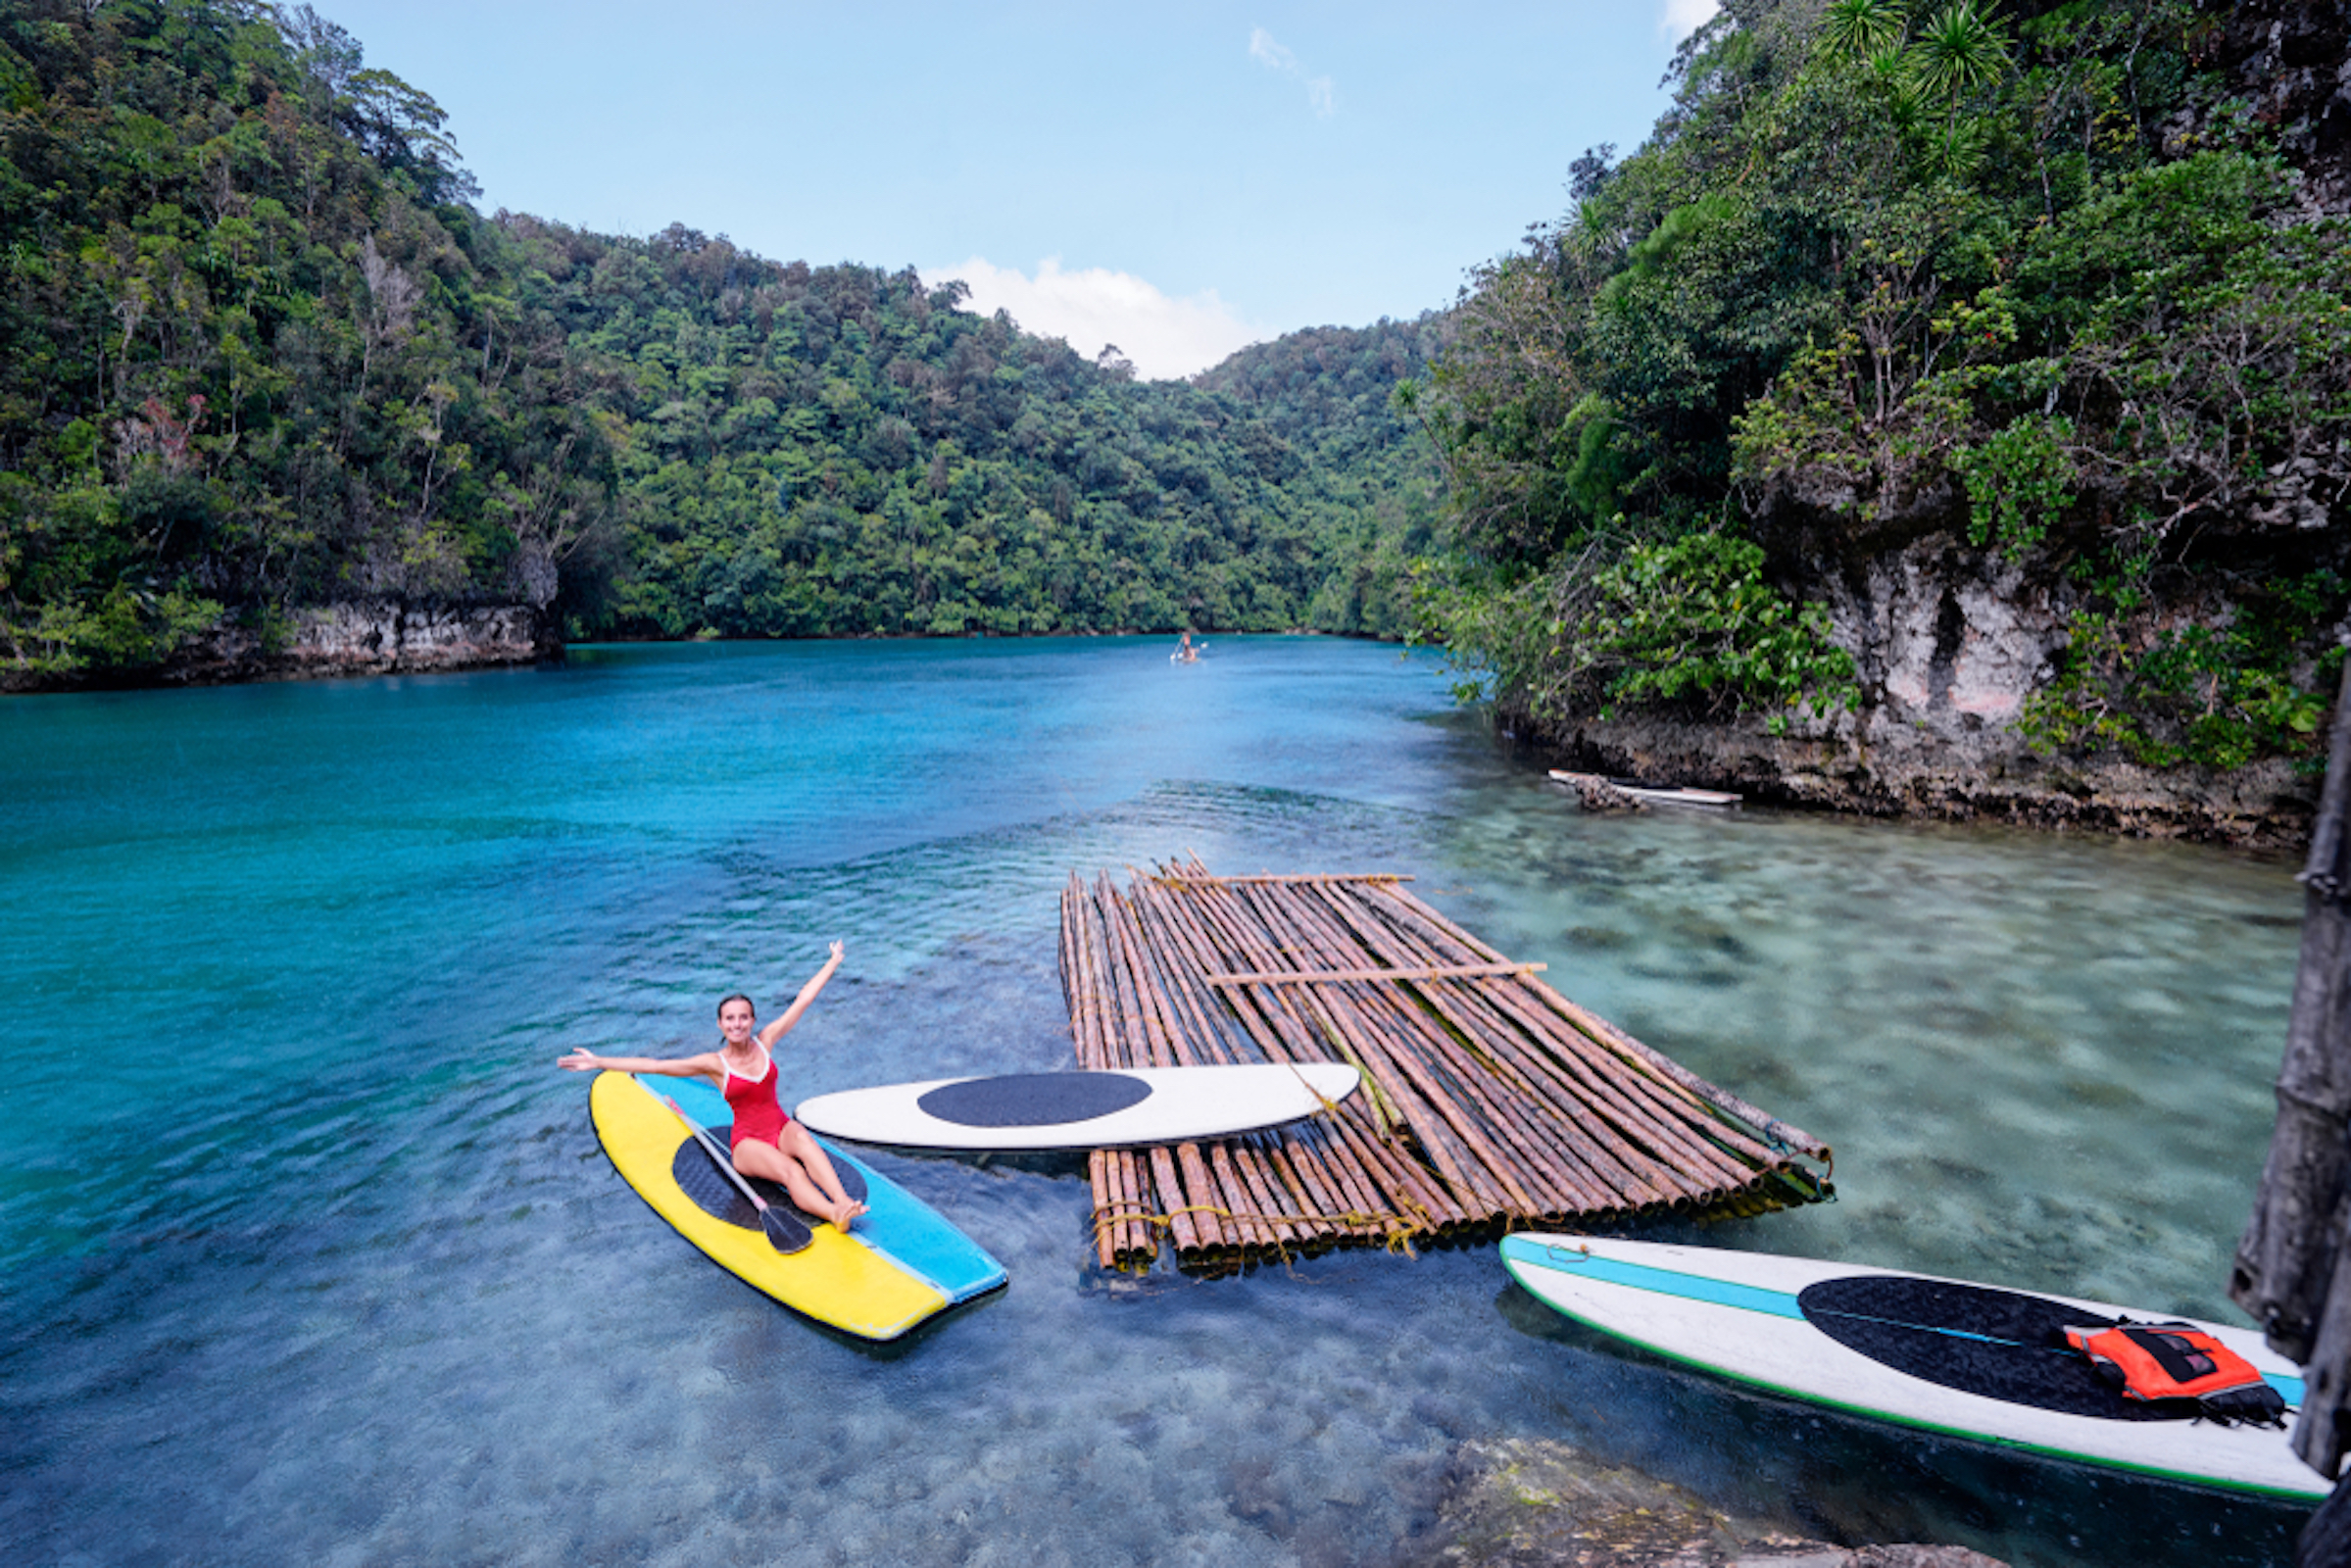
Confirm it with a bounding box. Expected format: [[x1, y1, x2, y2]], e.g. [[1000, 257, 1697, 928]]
[[722, 1049, 790, 1151]]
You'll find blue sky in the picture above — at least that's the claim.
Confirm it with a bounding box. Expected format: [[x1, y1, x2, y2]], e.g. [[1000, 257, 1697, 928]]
[[314, 2, 1719, 377]]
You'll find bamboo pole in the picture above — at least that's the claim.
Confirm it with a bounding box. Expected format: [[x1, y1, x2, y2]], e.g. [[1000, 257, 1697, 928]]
[[1093, 875, 1201, 1257], [1068, 877, 1153, 1265], [1105, 890, 1249, 1255], [1063, 881, 1123, 1266], [1131, 893, 1314, 1252], [1066, 885, 1122, 1270], [1156, 873, 1461, 1232], [1153, 872, 1414, 886], [1194, 879, 1560, 1231], [1269, 881, 1619, 1213], [1313, 879, 1796, 1189], [1332, 878, 1741, 1215], [1349, 979, 1626, 1216], [1290, 984, 1481, 1200], [1203, 961, 1545, 985], [1384, 991, 1636, 1214], [1153, 876, 1407, 1251], [1319, 878, 1641, 1217], [1238, 880, 1541, 1218], [1131, 899, 1275, 1259], [1256, 1126, 1357, 1240], [1464, 974, 1762, 1192]]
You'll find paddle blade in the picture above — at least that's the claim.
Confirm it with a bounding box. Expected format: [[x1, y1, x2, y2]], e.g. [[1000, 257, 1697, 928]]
[[761, 1202, 814, 1254]]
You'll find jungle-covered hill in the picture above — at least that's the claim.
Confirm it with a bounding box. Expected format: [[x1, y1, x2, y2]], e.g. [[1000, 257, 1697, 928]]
[[12, 0, 2349, 845], [0, 0, 1436, 686], [1412, 0, 2351, 808]]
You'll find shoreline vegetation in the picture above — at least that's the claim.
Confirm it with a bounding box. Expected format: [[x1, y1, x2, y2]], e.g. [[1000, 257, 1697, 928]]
[[4, 1, 2346, 853]]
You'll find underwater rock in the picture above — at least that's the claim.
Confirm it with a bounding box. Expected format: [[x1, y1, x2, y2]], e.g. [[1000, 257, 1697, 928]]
[[1412, 1438, 2006, 1568]]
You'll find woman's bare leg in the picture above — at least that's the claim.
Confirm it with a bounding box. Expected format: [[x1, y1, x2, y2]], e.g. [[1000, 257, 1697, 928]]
[[779, 1122, 866, 1227], [734, 1129, 865, 1230], [732, 1139, 845, 1225]]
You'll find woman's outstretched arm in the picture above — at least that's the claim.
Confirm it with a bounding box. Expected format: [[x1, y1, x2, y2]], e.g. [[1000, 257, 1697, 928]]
[[558, 1049, 722, 1081], [758, 941, 845, 1049]]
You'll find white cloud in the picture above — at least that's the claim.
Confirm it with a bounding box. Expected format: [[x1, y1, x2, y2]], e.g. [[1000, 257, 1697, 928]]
[[1660, 0, 1720, 42], [1249, 26, 1336, 119], [929, 257, 1266, 381]]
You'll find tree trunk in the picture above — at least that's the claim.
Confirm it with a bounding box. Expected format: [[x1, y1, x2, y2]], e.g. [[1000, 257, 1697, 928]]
[[2299, 1470, 2351, 1568], [2233, 657, 2351, 1486]]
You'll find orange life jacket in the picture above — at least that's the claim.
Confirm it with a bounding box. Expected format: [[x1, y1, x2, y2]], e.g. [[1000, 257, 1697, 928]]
[[2063, 1322, 2287, 1427]]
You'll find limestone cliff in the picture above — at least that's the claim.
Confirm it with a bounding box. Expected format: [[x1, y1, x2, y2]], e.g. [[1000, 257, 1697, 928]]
[[86, 601, 558, 690], [1514, 532, 2325, 851]]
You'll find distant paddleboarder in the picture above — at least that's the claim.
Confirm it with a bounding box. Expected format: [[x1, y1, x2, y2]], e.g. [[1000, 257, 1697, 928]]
[[560, 942, 868, 1231]]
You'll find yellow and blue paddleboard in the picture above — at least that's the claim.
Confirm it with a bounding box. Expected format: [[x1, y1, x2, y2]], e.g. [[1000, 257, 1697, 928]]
[[589, 1071, 1005, 1340]]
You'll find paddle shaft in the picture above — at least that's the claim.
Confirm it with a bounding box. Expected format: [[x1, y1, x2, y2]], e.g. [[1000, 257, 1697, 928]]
[[660, 1095, 772, 1212]]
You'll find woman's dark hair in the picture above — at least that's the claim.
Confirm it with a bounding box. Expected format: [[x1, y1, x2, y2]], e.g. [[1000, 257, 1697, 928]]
[[716, 993, 756, 1019]]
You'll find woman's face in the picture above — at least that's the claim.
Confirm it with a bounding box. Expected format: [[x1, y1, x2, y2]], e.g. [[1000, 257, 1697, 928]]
[[717, 998, 758, 1046]]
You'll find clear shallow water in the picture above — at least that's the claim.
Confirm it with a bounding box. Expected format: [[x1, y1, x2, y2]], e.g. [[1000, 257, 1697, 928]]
[[0, 637, 2313, 1567]]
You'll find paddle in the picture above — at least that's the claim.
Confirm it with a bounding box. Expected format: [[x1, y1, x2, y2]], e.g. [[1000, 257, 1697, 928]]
[[661, 1095, 806, 1253]]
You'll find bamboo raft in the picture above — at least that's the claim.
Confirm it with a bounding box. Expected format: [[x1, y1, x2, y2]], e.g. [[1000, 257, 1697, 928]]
[[1060, 858, 1833, 1272]]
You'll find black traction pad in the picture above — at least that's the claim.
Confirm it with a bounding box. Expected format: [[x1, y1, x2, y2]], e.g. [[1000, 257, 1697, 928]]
[[669, 1128, 868, 1248], [1796, 1273, 2184, 1422], [915, 1070, 1153, 1128]]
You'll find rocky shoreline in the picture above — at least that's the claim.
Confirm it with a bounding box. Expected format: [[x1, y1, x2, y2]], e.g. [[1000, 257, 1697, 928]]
[[1505, 524, 2330, 856], [1512, 707, 2320, 857], [2, 600, 560, 693]]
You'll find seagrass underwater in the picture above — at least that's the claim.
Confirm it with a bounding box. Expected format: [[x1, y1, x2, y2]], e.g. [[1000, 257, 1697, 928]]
[[0, 636, 2315, 1566]]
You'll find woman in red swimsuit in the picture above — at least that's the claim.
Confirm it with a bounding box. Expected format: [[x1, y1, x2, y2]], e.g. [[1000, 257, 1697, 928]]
[[560, 942, 867, 1231]]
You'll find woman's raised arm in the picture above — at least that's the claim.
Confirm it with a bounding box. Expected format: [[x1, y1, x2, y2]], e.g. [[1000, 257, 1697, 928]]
[[757, 941, 846, 1049]]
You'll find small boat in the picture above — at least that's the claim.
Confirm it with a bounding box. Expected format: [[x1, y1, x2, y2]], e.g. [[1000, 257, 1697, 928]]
[[1548, 769, 1740, 808]]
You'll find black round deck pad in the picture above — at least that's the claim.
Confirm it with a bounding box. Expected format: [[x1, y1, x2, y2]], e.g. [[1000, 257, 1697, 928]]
[[670, 1130, 867, 1241], [1796, 1274, 2180, 1422], [916, 1071, 1154, 1128]]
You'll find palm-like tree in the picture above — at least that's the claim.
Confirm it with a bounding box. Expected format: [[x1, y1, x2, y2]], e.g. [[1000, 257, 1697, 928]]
[[1822, 0, 1909, 63], [1908, 0, 2010, 103]]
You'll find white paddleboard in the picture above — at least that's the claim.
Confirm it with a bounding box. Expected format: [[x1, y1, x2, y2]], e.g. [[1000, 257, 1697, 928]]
[[796, 1062, 1360, 1151], [1500, 1234, 2323, 1500]]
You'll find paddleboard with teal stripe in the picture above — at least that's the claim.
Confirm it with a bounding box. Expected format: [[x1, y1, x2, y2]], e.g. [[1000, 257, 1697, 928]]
[[1500, 1234, 2324, 1500], [592, 1072, 1005, 1339]]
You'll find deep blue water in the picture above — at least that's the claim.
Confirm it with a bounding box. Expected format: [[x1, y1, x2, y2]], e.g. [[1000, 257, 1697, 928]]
[[0, 636, 2316, 1567]]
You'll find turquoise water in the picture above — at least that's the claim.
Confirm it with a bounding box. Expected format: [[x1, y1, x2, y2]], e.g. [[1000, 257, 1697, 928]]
[[0, 637, 2314, 1566]]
